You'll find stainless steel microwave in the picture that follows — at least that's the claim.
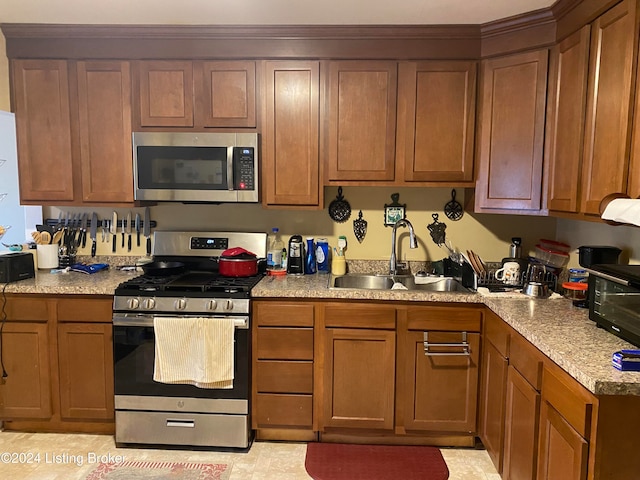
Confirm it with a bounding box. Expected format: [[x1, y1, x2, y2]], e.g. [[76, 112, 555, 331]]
[[588, 264, 640, 347], [133, 132, 259, 203]]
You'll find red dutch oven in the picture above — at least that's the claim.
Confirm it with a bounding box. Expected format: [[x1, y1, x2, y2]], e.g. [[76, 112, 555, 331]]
[[219, 247, 259, 277]]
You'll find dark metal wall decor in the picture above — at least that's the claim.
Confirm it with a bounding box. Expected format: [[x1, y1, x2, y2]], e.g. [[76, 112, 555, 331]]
[[384, 193, 406, 226], [444, 189, 464, 221], [353, 210, 368, 243], [427, 213, 447, 245], [328, 186, 351, 223]]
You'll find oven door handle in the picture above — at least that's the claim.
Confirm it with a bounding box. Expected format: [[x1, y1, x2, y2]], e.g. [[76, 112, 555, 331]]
[[112, 314, 249, 329]]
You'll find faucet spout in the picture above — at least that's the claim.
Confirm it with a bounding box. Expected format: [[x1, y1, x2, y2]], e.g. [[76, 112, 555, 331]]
[[390, 219, 418, 275]]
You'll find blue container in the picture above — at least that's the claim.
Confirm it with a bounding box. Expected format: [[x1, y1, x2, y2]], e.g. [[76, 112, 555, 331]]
[[316, 238, 329, 273], [305, 237, 316, 274]]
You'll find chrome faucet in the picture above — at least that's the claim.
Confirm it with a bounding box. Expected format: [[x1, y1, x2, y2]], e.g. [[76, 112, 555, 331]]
[[390, 219, 418, 275]]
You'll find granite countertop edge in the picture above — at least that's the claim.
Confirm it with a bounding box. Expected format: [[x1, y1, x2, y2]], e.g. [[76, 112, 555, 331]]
[[4, 270, 640, 396]]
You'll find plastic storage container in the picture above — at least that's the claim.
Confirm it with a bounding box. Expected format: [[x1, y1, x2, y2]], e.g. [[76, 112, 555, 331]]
[[534, 244, 570, 268]]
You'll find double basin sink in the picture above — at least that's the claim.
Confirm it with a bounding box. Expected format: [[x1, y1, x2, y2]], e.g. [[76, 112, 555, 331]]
[[329, 273, 470, 293]]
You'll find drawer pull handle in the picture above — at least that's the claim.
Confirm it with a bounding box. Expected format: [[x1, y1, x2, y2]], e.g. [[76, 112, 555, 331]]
[[423, 331, 470, 356], [166, 419, 195, 428]]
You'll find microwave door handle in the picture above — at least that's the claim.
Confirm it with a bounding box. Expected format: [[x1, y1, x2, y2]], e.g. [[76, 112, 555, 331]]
[[227, 146, 234, 191]]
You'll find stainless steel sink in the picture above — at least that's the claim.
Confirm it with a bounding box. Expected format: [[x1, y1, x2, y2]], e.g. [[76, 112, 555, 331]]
[[329, 274, 469, 293]]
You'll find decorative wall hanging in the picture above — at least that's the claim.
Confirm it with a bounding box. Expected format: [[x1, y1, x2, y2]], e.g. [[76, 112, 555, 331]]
[[353, 210, 368, 243], [444, 189, 464, 221], [328, 186, 351, 223], [427, 213, 447, 245], [384, 193, 406, 226]]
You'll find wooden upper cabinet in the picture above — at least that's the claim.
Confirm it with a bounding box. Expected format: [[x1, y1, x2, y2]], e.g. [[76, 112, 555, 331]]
[[262, 61, 320, 207], [475, 49, 549, 213], [580, 0, 636, 215], [397, 61, 476, 183], [76, 61, 134, 203], [136, 60, 256, 129], [196, 61, 256, 128], [137, 60, 194, 127], [546, 26, 591, 213], [326, 61, 397, 182], [11, 59, 75, 202]]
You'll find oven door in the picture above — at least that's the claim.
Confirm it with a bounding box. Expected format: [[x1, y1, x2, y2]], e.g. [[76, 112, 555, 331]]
[[113, 313, 250, 409]]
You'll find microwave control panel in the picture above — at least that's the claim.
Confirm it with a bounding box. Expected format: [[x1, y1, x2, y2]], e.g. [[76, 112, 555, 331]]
[[233, 147, 255, 190]]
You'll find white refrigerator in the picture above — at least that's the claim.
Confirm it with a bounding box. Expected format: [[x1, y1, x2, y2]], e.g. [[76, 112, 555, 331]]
[[0, 110, 41, 247]]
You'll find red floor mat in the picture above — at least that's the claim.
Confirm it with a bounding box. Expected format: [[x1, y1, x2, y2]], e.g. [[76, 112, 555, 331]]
[[305, 443, 449, 480]]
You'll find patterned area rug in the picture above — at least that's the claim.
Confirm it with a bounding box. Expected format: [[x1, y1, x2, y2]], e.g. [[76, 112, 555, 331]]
[[85, 461, 231, 479], [305, 443, 449, 480]]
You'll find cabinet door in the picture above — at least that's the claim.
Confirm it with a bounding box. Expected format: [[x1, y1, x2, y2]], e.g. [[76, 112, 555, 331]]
[[196, 61, 256, 127], [262, 61, 320, 206], [475, 50, 548, 212], [503, 366, 541, 480], [537, 401, 588, 480], [326, 61, 397, 182], [57, 323, 114, 420], [322, 328, 395, 430], [11, 59, 74, 202], [546, 26, 590, 213], [580, 0, 636, 214], [0, 322, 51, 419], [401, 330, 479, 433], [478, 339, 509, 473], [137, 60, 194, 127], [398, 61, 476, 182], [76, 61, 134, 203]]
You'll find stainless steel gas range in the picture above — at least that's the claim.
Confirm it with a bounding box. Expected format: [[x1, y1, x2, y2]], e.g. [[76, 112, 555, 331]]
[[112, 231, 267, 449]]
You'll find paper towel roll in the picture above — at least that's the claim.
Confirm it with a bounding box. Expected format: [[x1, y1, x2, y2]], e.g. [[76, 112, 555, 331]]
[[601, 198, 640, 227]]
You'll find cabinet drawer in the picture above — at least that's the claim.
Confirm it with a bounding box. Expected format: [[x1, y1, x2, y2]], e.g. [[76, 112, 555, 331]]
[[484, 309, 510, 356], [57, 297, 113, 322], [254, 302, 314, 327], [406, 306, 482, 332], [323, 304, 396, 329], [256, 361, 313, 394], [255, 393, 312, 428], [5, 296, 48, 322], [510, 333, 543, 390], [542, 364, 594, 438], [256, 328, 313, 360]]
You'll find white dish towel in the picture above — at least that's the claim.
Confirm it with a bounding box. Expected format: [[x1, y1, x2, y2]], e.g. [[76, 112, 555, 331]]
[[153, 316, 235, 389]]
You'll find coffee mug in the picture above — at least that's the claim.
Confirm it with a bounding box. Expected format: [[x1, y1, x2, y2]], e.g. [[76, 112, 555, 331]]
[[495, 261, 521, 285]]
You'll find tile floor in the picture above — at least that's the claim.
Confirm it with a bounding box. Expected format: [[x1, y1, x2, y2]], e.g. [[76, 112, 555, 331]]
[[0, 431, 501, 479]]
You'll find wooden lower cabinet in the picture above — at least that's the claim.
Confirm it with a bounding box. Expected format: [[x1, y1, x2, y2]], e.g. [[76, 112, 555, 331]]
[[0, 295, 114, 433]]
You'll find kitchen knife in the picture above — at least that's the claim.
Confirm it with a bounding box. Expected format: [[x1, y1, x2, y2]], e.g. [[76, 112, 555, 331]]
[[135, 213, 141, 247], [111, 211, 118, 253], [121, 214, 126, 248], [80, 212, 88, 248], [90, 212, 98, 257], [126, 211, 132, 251], [144, 207, 151, 256]]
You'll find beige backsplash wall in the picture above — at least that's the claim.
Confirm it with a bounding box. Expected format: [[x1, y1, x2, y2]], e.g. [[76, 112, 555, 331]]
[[44, 187, 558, 263], [0, 32, 10, 111]]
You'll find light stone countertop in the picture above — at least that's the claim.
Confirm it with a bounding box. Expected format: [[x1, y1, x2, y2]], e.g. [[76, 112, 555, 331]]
[[4, 266, 640, 396]]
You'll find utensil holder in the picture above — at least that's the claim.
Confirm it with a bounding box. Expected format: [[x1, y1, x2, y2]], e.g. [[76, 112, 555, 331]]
[[37, 244, 59, 269]]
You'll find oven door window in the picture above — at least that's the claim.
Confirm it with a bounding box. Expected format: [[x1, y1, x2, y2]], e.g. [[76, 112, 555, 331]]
[[136, 146, 229, 190], [113, 325, 248, 399], [595, 278, 640, 336]]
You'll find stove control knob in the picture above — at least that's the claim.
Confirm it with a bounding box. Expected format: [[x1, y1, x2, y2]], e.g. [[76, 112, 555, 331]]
[[224, 300, 234, 311], [175, 298, 188, 311], [206, 300, 218, 311], [142, 298, 156, 310], [127, 298, 140, 310]]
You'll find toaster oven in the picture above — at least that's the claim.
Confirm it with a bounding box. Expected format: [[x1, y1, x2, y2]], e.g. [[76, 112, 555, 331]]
[[588, 264, 640, 347]]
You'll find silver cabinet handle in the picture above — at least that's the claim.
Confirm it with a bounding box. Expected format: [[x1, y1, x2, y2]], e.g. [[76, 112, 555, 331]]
[[166, 419, 195, 428], [423, 331, 470, 356]]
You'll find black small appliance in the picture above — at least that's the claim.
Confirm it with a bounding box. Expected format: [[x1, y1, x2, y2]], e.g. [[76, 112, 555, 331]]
[[0, 252, 35, 283], [287, 235, 304, 275]]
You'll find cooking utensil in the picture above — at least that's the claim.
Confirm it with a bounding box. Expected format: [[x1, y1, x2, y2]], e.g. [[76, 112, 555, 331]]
[[140, 260, 186, 276], [52, 229, 64, 246], [328, 187, 351, 223], [80, 213, 88, 248], [353, 210, 367, 243], [111, 211, 118, 253], [523, 281, 550, 298], [40, 231, 51, 244], [135, 212, 141, 247], [468, 250, 486, 274], [121, 213, 126, 248], [219, 247, 259, 277], [144, 207, 151, 256], [31, 231, 42, 244], [444, 189, 464, 221], [126, 211, 132, 251], [90, 212, 98, 257]]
